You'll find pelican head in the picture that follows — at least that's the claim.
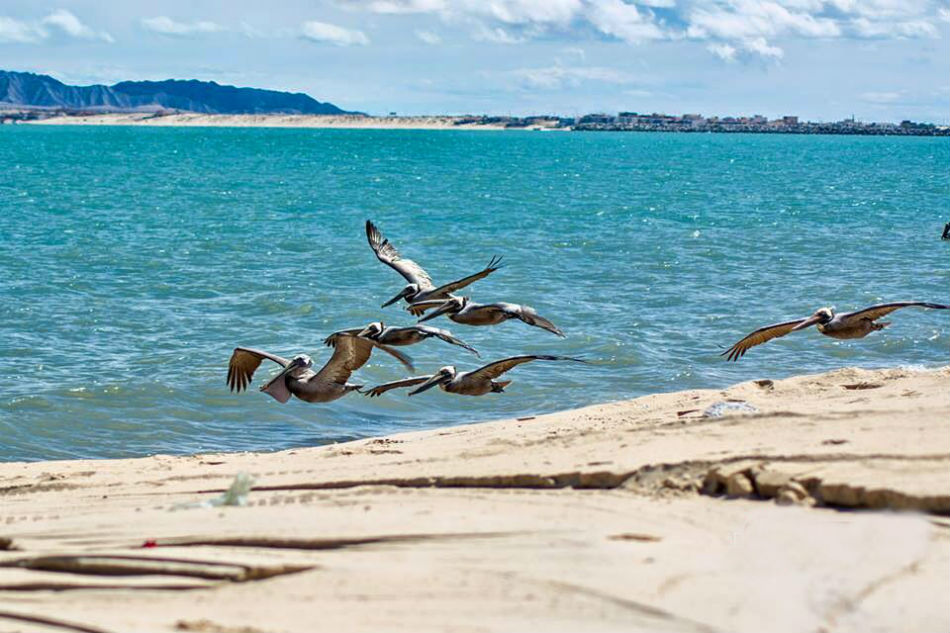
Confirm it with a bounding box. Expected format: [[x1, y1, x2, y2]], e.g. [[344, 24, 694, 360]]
[[792, 307, 835, 331], [408, 366, 457, 396], [259, 354, 312, 402], [358, 321, 385, 339], [814, 307, 834, 322], [290, 354, 313, 370], [417, 296, 467, 323], [382, 284, 419, 308]]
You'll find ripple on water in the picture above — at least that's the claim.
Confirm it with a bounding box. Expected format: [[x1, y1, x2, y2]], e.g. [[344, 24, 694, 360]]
[[1, 127, 948, 461]]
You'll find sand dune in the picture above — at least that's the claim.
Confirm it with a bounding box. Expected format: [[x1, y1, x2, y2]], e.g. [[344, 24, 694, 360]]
[[0, 365, 947, 632], [24, 112, 515, 130]]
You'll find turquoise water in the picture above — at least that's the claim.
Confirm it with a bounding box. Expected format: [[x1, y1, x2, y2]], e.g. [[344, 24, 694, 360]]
[[1, 126, 947, 462]]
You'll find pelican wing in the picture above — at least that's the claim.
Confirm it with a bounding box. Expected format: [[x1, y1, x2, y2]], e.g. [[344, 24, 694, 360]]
[[315, 335, 414, 385], [426, 256, 503, 297], [493, 303, 565, 337], [366, 220, 434, 290], [838, 301, 950, 325], [323, 327, 365, 348], [467, 355, 586, 382], [407, 299, 447, 317], [721, 318, 812, 362], [228, 347, 291, 392], [376, 342, 415, 372], [363, 376, 432, 398], [415, 324, 480, 356]]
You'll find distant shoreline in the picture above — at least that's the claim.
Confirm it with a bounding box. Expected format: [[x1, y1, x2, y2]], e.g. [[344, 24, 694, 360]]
[[14, 112, 516, 131], [6, 111, 948, 136]]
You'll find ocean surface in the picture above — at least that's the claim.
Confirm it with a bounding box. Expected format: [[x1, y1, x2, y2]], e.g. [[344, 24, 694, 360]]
[[1, 126, 947, 462]]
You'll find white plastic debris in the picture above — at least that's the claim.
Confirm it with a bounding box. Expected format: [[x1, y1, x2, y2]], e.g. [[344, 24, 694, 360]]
[[172, 472, 256, 510], [702, 401, 758, 418]]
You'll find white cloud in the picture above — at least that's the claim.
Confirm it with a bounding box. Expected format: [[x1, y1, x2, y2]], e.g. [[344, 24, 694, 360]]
[[0, 10, 112, 44], [687, 2, 840, 41], [707, 41, 738, 61], [42, 9, 113, 43], [141, 16, 225, 37], [850, 16, 937, 38], [239, 22, 266, 38], [367, 0, 447, 13], [470, 0, 582, 26], [301, 21, 369, 46], [562, 46, 586, 60], [414, 29, 442, 44], [343, 0, 950, 61], [684, 0, 943, 59], [502, 64, 636, 89], [860, 90, 903, 104], [742, 35, 783, 58], [0, 16, 45, 43], [472, 24, 525, 43], [586, 0, 666, 43]]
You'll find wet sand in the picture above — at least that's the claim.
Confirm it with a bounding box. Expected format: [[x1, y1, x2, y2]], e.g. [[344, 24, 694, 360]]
[[0, 365, 947, 632]]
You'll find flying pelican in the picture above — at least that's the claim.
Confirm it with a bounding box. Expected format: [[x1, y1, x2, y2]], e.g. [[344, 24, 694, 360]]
[[413, 296, 566, 337], [227, 334, 413, 403], [366, 220, 502, 312], [324, 321, 480, 356], [722, 301, 949, 361], [364, 355, 586, 398]]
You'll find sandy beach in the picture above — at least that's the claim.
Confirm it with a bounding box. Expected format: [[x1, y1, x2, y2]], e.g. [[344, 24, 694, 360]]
[[20, 113, 528, 130], [1, 365, 947, 632]]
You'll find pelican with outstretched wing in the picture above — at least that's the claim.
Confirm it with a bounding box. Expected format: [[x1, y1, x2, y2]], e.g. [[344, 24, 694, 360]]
[[366, 220, 502, 309], [227, 334, 413, 403], [325, 321, 479, 356], [414, 296, 565, 337], [364, 355, 585, 398], [722, 301, 949, 361]]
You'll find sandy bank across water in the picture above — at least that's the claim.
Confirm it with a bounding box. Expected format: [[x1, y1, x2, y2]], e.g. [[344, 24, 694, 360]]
[[22, 113, 523, 130], [0, 365, 947, 632]]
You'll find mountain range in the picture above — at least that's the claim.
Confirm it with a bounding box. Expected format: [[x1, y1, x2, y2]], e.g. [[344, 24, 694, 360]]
[[0, 70, 350, 115]]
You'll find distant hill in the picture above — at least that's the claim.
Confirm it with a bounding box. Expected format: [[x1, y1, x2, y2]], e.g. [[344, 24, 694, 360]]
[[0, 70, 351, 115]]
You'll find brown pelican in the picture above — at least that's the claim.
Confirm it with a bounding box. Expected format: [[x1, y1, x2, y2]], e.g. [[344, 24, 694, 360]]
[[364, 355, 586, 398], [722, 301, 949, 361], [324, 322, 479, 356], [413, 296, 565, 337], [366, 220, 502, 311], [227, 335, 413, 403]]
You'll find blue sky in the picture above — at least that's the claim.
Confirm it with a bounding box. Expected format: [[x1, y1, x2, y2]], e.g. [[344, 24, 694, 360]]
[[1, 1, 948, 122]]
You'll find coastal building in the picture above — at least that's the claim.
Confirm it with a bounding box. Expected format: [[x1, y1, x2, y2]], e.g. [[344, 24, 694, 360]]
[[579, 113, 616, 125], [569, 109, 946, 136], [682, 114, 704, 128]]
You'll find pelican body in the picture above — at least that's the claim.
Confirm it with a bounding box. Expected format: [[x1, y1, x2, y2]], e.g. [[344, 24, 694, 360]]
[[366, 220, 502, 310], [414, 296, 565, 337], [325, 322, 479, 356], [722, 301, 949, 361], [365, 355, 586, 398], [227, 335, 413, 403]]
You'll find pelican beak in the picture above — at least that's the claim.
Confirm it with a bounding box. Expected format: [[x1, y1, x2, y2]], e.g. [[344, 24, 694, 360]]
[[259, 357, 305, 404], [417, 301, 453, 323], [356, 326, 375, 338], [791, 315, 823, 331], [381, 288, 411, 308], [260, 357, 305, 391], [408, 373, 450, 396]]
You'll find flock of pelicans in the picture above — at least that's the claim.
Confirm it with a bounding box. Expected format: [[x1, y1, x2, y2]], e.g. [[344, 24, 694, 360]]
[[227, 221, 584, 404], [228, 220, 948, 407]]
